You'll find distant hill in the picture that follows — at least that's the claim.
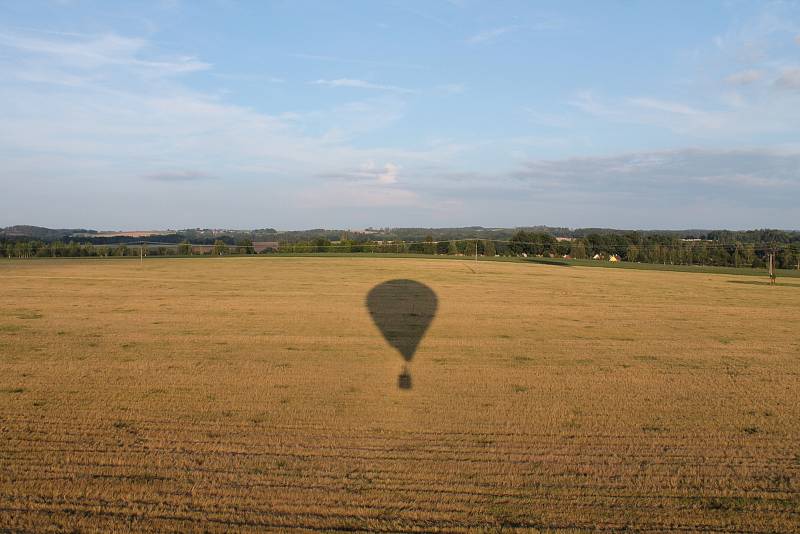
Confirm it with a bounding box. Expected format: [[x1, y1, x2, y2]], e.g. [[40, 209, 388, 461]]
[[1, 226, 180, 244], [1, 225, 93, 241]]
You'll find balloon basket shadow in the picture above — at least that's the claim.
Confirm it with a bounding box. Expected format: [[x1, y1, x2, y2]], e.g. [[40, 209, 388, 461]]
[[398, 370, 412, 390]]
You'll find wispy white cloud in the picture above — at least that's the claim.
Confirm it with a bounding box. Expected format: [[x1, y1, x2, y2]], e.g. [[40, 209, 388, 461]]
[[212, 72, 285, 83], [774, 67, 800, 90], [377, 162, 400, 184], [318, 161, 401, 185], [571, 82, 800, 137], [435, 83, 465, 94], [726, 69, 763, 85], [629, 97, 701, 116], [406, 147, 800, 230], [467, 17, 561, 45], [720, 91, 746, 108], [467, 26, 517, 44], [568, 90, 615, 117], [312, 78, 416, 94], [299, 182, 419, 209], [390, 4, 455, 29], [508, 149, 800, 201], [711, 4, 800, 63], [145, 170, 215, 182], [0, 31, 209, 74], [522, 107, 572, 128], [290, 52, 424, 70]]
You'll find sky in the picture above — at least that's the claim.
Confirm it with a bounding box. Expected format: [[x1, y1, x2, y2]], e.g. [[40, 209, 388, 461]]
[[1, 0, 799, 230]]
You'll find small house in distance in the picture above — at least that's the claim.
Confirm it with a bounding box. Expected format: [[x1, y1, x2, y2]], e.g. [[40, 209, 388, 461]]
[[191, 244, 214, 255], [252, 241, 280, 253]]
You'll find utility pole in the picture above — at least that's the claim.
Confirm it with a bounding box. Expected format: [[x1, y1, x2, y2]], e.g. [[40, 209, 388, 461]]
[[140, 242, 144, 265], [475, 239, 478, 263], [768, 251, 776, 285]]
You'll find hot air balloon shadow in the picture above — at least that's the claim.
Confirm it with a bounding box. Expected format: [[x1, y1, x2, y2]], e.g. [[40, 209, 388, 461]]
[[366, 280, 438, 390]]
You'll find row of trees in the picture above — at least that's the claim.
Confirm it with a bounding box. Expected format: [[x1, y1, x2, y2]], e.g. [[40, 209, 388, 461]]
[[0, 239, 256, 258], [2, 240, 129, 258], [263, 231, 800, 269], [506, 231, 800, 269], [3, 232, 799, 269]]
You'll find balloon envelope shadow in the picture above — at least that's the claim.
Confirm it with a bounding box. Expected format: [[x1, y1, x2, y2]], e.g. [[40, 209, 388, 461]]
[[366, 279, 438, 390]]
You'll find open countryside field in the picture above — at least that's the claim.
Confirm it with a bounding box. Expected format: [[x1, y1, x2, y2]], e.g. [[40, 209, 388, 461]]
[[1, 256, 799, 532]]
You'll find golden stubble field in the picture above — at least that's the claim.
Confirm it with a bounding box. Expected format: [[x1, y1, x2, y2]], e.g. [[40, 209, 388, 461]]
[[1, 257, 798, 532]]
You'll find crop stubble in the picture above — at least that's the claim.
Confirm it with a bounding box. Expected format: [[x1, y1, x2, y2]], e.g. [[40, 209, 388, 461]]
[[0, 257, 798, 532]]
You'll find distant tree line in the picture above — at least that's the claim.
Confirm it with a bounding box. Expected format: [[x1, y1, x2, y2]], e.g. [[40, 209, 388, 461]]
[[237, 231, 800, 269], [504, 231, 800, 269], [3, 230, 799, 269], [0, 238, 257, 258]]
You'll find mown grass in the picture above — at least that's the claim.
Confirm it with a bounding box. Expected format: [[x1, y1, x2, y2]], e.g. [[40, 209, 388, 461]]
[[0, 257, 798, 532]]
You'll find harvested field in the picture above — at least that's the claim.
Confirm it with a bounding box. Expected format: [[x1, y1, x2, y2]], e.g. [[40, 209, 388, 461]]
[[1, 257, 799, 532]]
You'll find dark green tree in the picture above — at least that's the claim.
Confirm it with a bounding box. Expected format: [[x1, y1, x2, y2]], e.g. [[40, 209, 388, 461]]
[[213, 240, 228, 255], [423, 235, 436, 255], [570, 240, 587, 259], [236, 238, 254, 254]]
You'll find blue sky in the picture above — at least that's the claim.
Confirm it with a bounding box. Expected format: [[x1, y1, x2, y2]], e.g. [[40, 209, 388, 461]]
[[1, 0, 799, 230]]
